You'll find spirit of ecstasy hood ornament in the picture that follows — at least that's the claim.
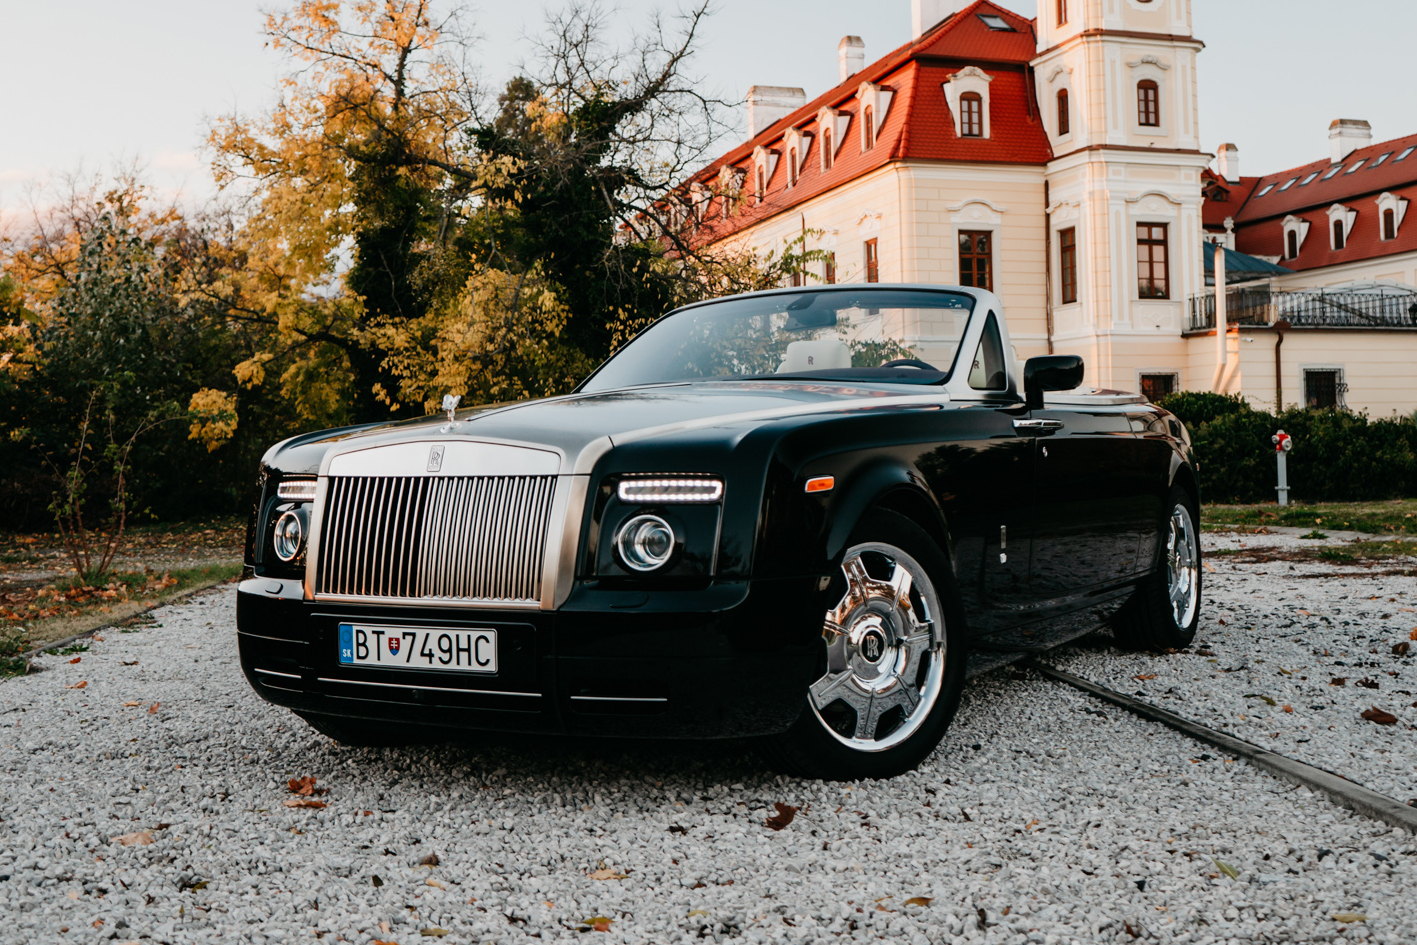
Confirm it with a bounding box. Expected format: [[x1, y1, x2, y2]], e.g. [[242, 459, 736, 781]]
[[439, 393, 462, 432]]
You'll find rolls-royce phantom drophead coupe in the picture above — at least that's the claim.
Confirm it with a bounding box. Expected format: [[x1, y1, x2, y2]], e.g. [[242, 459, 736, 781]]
[[238, 285, 1200, 779]]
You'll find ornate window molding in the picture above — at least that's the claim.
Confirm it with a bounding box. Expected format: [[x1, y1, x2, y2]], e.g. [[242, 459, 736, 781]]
[[1327, 203, 1356, 250], [854, 82, 894, 150], [782, 127, 813, 187], [817, 107, 850, 172], [942, 67, 994, 140], [1281, 214, 1310, 259], [752, 146, 778, 204], [1375, 191, 1409, 240]]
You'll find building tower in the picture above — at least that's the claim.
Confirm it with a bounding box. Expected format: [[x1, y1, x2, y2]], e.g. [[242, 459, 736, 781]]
[[1032, 0, 1211, 392]]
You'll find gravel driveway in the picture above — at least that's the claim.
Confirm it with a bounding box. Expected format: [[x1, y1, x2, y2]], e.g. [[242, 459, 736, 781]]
[[3, 540, 1415, 945]]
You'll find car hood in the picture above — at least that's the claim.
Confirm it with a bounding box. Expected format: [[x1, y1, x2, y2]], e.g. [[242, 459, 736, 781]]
[[265, 381, 949, 475]]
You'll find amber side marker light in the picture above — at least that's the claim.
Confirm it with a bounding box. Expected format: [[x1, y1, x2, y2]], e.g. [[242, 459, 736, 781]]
[[805, 476, 835, 494]]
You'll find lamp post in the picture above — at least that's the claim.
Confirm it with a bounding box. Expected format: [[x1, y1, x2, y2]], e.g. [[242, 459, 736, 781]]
[[1272, 429, 1293, 506]]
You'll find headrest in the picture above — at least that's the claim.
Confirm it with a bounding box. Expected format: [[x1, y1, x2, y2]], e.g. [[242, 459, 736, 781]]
[[779, 338, 853, 373]]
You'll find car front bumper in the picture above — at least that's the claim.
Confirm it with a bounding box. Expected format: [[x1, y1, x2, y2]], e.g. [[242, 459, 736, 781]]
[[236, 577, 824, 739]]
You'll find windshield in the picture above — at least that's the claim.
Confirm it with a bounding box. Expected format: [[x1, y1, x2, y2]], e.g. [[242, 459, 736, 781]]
[[580, 288, 977, 393]]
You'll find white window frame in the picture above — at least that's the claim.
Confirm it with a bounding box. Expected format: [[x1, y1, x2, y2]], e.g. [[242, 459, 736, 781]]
[[1326, 203, 1356, 250], [1300, 364, 1347, 409], [752, 146, 778, 204], [1375, 191, 1409, 241], [854, 82, 894, 150], [817, 107, 850, 172], [1126, 57, 1170, 137], [782, 127, 812, 188], [1136, 370, 1180, 400], [1281, 214, 1310, 259], [942, 67, 994, 140]]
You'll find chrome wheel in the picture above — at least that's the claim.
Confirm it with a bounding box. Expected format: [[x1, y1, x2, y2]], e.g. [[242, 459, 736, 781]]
[[1166, 503, 1200, 628], [808, 542, 945, 752]]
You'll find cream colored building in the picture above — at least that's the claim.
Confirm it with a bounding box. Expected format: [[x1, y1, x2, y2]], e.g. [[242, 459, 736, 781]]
[[675, 0, 1417, 416]]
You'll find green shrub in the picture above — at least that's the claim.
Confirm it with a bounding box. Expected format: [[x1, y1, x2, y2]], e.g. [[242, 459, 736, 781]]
[[1155, 391, 1250, 427], [1177, 402, 1417, 503]]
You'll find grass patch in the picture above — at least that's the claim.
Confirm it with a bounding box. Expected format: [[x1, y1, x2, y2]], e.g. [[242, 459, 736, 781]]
[[1211, 539, 1417, 566], [1, 561, 242, 659], [1202, 499, 1417, 536]]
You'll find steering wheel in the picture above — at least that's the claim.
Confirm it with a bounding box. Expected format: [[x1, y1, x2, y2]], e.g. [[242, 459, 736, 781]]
[[881, 358, 937, 371]]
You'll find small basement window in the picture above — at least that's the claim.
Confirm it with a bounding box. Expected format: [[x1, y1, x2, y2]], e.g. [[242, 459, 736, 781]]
[[978, 14, 1015, 30], [1303, 369, 1343, 408], [1139, 373, 1177, 402]]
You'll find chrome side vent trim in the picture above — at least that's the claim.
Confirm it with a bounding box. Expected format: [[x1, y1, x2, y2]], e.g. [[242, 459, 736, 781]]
[[315, 475, 558, 605]]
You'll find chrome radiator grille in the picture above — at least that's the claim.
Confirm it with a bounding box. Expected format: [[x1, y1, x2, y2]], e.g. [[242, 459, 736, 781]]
[[315, 475, 558, 603]]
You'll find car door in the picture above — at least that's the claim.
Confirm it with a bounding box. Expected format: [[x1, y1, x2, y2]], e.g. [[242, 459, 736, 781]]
[[1025, 405, 1141, 617]]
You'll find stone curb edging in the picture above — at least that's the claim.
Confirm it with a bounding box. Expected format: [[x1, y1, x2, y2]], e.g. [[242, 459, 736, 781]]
[[1022, 658, 1417, 835], [14, 580, 235, 663]]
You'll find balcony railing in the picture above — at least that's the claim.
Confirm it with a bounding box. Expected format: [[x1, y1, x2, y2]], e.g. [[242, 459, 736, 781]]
[[1187, 286, 1417, 332]]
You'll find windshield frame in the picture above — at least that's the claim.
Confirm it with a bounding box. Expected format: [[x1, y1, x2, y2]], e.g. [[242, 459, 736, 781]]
[[575, 284, 993, 395]]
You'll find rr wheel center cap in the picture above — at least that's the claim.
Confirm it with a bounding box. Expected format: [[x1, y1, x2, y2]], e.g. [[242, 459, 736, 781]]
[[847, 614, 896, 681]]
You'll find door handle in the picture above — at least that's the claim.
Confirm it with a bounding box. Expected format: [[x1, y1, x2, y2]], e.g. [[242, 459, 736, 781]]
[[1013, 419, 1064, 433]]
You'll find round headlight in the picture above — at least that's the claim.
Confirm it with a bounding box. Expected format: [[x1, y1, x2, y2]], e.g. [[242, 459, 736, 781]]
[[615, 514, 676, 572], [273, 509, 306, 563]]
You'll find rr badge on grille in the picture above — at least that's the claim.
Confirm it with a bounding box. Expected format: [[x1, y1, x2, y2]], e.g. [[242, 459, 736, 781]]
[[427, 445, 445, 472]]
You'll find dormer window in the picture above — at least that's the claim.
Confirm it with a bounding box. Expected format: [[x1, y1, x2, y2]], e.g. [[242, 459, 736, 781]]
[[1287, 230, 1299, 259], [977, 14, 1014, 30], [1137, 80, 1160, 127], [782, 127, 812, 187], [1327, 203, 1356, 250], [756, 166, 766, 203], [959, 93, 983, 137], [788, 148, 798, 185], [1056, 0, 1067, 25], [1376, 192, 1409, 241], [863, 106, 875, 149], [752, 146, 778, 205], [817, 106, 847, 173], [855, 82, 894, 152], [822, 127, 834, 169], [1281, 214, 1310, 259], [1056, 89, 1070, 136]]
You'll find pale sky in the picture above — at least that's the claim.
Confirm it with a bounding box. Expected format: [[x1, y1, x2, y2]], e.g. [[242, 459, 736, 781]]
[[1, 0, 1412, 217]]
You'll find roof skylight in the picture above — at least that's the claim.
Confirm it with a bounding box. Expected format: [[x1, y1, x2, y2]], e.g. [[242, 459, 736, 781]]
[[1397, 147, 1415, 162], [1257, 183, 1276, 196], [977, 14, 1015, 30], [1279, 177, 1299, 191], [1371, 152, 1392, 168], [1345, 159, 1366, 174], [1321, 165, 1344, 180], [1299, 172, 1319, 185]]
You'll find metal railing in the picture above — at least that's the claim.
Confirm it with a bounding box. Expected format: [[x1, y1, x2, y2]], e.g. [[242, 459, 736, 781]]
[[1187, 286, 1417, 332]]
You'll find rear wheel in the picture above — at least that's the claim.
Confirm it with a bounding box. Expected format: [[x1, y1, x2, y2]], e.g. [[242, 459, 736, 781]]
[[1113, 485, 1201, 651], [768, 510, 966, 780]]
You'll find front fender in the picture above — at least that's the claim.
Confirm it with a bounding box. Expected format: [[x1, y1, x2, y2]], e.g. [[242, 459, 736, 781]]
[[821, 459, 949, 564]]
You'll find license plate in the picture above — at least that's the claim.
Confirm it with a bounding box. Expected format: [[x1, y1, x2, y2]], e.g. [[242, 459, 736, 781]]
[[338, 624, 497, 673]]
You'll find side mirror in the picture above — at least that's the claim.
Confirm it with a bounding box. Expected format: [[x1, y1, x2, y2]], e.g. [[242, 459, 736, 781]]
[[1023, 355, 1085, 410]]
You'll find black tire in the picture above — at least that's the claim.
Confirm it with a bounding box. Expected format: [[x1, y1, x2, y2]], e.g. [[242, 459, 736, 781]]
[[767, 509, 967, 780], [1113, 484, 1202, 651], [294, 711, 435, 748]]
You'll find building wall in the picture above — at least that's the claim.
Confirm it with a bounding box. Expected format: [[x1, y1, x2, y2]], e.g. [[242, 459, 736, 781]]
[[1269, 248, 1417, 291], [1226, 328, 1417, 418]]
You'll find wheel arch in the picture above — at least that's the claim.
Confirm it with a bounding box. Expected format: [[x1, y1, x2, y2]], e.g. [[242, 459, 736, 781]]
[[824, 461, 953, 569]]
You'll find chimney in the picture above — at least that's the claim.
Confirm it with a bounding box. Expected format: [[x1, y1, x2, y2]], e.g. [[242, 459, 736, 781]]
[[1329, 119, 1372, 164], [747, 86, 806, 139], [912, 0, 969, 40], [1216, 143, 1239, 183], [838, 36, 865, 82]]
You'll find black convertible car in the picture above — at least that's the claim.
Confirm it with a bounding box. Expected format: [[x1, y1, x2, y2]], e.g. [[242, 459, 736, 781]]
[[238, 285, 1201, 779]]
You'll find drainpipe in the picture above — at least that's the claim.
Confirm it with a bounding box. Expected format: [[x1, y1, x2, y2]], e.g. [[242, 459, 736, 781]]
[[1043, 181, 1055, 354], [1210, 242, 1230, 392], [1273, 319, 1290, 411]]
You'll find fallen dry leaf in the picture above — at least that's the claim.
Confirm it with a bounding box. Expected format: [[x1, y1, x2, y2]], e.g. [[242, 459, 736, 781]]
[[1393, 642, 1411, 657], [380, 921, 392, 935], [147, 703, 159, 714], [1330, 677, 1347, 687], [66, 890, 80, 900], [1132, 674, 1157, 681], [426, 878, 445, 890], [1410, 628, 1417, 641], [287, 776, 328, 797], [92, 635, 104, 642], [588, 867, 628, 881], [1357, 678, 1380, 690], [687, 909, 708, 918], [1203, 561, 1216, 573], [765, 802, 799, 831], [1361, 707, 1398, 725], [68, 656, 81, 664], [122, 701, 141, 707], [373, 940, 398, 945], [283, 798, 328, 809], [903, 896, 933, 907], [421, 853, 440, 866], [1297, 609, 1312, 616], [1331, 912, 1367, 923], [1213, 858, 1239, 880], [1282, 705, 1294, 713], [582, 917, 614, 932], [110, 831, 154, 846], [420, 929, 450, 938], [67, 680, 87, 690]]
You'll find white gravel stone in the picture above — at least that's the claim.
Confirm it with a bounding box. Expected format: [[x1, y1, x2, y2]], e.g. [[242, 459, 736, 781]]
[[0, 581, 1413, 944]]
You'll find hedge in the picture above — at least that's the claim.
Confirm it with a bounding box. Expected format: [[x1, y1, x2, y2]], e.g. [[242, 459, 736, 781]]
[[1155, 393, 1417, 504]]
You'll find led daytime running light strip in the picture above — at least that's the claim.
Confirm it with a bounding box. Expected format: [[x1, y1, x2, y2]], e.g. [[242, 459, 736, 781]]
[[277, 480, 318, 502], [618, 478, 723, 503]]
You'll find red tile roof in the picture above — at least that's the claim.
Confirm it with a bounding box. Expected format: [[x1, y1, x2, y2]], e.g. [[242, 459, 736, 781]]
[[1200, 168, 1259, 229], [1233, 182, 1417, 274], [677, 0, 1051, 247], [1231, 132, 1417, 224]]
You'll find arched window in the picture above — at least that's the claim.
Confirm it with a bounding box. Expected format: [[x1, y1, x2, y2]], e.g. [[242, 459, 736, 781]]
[[1137, 80, 1160, 127], [789, 147, 798, 186], [1286, 230, 1299, 259], [1056, 89, 1070, 136], [1383, 207, 1397, 240], [863, 106, 875, 149], [1332, 218, 1346, 250], [1056, 0, 1067, 25], [822, 127, 834, 170], [756, 166, 766, 203], [959, 93, 983, 137]]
